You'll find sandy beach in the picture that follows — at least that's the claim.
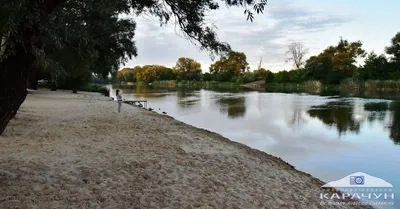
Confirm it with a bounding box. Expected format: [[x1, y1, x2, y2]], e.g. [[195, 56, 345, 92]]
[[0, 90, 370, 209]]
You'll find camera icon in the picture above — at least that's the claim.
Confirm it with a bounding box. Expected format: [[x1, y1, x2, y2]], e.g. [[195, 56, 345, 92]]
[[350, 176, 365, 185]]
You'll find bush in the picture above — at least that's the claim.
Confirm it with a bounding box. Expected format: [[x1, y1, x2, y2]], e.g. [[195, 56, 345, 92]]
[[80, 85, 110, 96], [364, 80, 400, 91]]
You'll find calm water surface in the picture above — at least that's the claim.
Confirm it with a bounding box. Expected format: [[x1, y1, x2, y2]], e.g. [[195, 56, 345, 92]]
[[107, 85, 400, 207]]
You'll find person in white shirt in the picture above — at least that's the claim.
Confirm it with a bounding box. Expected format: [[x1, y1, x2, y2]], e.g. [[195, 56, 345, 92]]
[[116, 89, 123, 113]]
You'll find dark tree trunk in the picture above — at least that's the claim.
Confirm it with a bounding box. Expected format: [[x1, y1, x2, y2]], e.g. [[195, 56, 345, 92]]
[[0, 0, 65, 135], [0, 44, 33, 134]]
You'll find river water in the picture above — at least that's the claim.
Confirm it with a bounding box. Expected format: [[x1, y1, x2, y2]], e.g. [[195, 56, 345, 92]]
[[105, 84, 400, 207]]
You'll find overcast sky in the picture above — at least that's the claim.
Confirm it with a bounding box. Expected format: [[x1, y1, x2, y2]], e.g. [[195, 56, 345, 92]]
[[124, 0, 400, 72]]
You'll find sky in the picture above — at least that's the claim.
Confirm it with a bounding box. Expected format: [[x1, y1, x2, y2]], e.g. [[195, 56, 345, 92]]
[[123, 0, 400, 73]]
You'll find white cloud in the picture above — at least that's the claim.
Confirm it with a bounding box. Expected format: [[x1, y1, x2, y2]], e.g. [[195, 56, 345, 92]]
[[123, 0, 354, 72]]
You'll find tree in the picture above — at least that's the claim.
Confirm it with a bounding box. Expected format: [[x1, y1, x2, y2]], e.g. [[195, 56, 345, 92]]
[[359, 52, 390, 80], [253, 68, 268, 80], [304, 38, 366, 84], [39, 0, 137, 92], [385, 32, 400, 63], [141, 67, 158, 83], [209, 51, 249, 82], [285, 42, 309, 69], [202, 72, 213, 81], [265, 70, 275, 83], [275, 71, 290, 83], [116, 68, 136, 83], [287, 69, 305, 83], [241, 71, 256, 83], [174, 57, 202, 81], [159, 68, 177, 81], [385, 32, 400, 78], [0, 0, 267, 134]]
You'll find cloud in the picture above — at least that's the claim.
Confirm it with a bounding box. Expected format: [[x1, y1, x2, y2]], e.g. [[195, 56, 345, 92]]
[[123, 1, 354, 72]]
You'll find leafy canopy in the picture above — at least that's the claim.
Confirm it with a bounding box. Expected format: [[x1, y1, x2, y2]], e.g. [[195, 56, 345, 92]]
[[304, 38, 366, 84], [1, 0, 268, 78]]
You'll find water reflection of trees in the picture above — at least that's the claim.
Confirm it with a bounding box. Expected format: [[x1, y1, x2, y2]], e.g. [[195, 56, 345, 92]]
[[134, 86, 172, 98], [307, 100, 400, 145], [216, 96, 246, 119], [289, 96, 306, 129], [389, 101, 400, 145], [307, 101, 360, 135], [367, 111, 387, 123], [177, 88, 200, 109]]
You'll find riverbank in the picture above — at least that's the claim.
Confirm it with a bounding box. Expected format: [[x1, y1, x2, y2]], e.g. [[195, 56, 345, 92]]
[[0, 90, 369, 209], [113, 80, 243, 90]]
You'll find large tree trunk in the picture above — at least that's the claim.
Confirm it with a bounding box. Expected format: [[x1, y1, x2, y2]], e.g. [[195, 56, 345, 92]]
[[0, 0, 65, 135], [0, 44, 33, 134]]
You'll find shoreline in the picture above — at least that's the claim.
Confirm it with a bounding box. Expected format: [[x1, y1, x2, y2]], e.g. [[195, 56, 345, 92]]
[[0, 90, 370, 209]]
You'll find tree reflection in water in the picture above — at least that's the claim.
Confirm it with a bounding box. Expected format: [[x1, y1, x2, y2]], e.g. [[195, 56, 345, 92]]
[[389, 101, 400, 145], [307, 101, 360, 135], [308, 99, 400, 145], [215, 96, 246, 119], [176, 88, 200, 109]]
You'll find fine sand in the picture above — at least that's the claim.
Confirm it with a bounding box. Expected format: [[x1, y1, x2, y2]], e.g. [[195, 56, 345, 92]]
[[0, 90, 370, 209]]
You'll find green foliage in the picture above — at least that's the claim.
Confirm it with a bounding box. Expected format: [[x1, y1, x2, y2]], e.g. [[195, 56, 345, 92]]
[[159, 68, 177, 80], [241, 71, 256, 83], [1, 0, 267, 60], [287, 69, 305, 83], [114, 65, 177, 83], [265, 70, 275, 83], [1, 0, 267, 95], [253, 68, 267, 80], [80, 85, 110, 96], [359, 52, 390, 80], [304, 38, 366, 84], [202, 72, 213, 81], [41, 0, 138, 92], [209, 51, 249, 82], [174, 57, 202, 81], [298, 33, 400, 86], [57, 70, 93, 93], [109, 32, 400, 90], [385, 32, 400, 63], [274, 71, 290, 83]]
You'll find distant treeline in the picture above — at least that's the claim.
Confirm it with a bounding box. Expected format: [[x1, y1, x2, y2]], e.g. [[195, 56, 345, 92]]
[[265, 34, 400, 87], [113, 54, 267, 84], [114, 32, 400, 90], [37, 32, 400, 92]]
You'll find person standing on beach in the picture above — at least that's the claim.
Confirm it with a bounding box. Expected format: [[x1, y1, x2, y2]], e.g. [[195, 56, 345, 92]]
[[116, 90, 123, 113]]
